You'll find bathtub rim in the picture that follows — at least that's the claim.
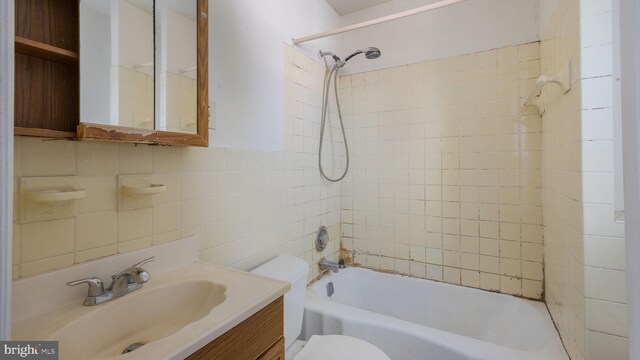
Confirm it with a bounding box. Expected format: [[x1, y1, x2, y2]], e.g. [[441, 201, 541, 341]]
[[304, 266, 569, 360]]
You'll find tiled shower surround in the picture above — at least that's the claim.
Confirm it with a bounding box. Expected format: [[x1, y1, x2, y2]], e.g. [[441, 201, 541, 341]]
[[542, 0, 629, 359], [340, 43, 545, 299]]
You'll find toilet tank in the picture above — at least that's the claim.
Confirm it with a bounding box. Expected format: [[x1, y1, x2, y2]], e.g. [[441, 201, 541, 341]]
[[251, 255, 309, 350]]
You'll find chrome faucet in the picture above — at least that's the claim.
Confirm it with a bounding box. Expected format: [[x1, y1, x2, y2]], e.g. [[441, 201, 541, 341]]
[[67, 257, 155, 306], [319, 259, 339, 273]]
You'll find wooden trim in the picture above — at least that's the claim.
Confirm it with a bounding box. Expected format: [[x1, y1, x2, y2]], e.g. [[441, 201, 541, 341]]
[[186, 297, 284, 360], [78, 123, 208, 147], [15, 36, 79, 65], [0, 0, 14, 340], [14, 127, 76, 139], [157, 130, 208, 147], [197, 0, 209, 145], [77, 123, 157, 144]]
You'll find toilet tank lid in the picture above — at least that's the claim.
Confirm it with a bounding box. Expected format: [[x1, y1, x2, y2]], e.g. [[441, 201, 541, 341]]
[[250, 255, 309, 284]]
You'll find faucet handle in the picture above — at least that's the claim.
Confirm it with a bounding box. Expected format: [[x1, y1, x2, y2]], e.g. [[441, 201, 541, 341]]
[[67, 277, 105, 297], [132, 256, 155, 268]]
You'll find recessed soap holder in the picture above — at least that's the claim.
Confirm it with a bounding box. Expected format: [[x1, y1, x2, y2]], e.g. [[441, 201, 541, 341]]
[[25, 188, 87, 203], [20, 177, 88, 224], [122, 184, 167, 198], [118, 175, 166, 211]]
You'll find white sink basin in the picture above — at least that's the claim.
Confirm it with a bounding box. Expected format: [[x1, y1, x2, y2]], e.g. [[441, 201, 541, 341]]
[[13, 260, 289, 360], [51, 280, 226, 359]]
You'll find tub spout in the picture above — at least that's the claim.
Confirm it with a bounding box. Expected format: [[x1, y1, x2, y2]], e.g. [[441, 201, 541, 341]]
[[319, 259, 339, 273]]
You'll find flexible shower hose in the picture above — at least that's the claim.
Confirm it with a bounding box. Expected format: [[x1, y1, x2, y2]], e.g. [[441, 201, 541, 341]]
[[319, 63, 350, 182]]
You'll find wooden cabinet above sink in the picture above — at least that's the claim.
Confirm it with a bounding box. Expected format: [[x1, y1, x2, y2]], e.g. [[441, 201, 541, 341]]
[[14, 0, 210, 147]]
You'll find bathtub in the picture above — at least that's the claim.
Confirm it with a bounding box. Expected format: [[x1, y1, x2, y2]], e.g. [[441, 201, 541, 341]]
[[301, 267, 568, 360]]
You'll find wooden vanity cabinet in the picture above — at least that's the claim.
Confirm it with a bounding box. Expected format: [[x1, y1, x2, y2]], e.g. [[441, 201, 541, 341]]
[[186, 297, 285, 360], [255, 338, 285, 360]]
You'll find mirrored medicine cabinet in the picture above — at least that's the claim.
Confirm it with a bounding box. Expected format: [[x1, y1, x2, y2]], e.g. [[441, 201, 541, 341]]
[[14, 0, 209, 147]]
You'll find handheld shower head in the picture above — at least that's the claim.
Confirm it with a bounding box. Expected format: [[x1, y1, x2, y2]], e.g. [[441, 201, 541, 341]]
[[344, 47, 382, 63], [364, 47, 381, 59]]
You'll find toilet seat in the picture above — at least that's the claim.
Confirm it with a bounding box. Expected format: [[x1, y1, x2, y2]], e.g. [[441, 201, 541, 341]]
[[293, 335, 390, 360]]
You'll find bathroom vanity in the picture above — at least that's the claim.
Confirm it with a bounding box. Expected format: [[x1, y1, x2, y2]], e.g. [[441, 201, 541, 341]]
[[186, 298, 284, 360], [11, 238, 289, 360]]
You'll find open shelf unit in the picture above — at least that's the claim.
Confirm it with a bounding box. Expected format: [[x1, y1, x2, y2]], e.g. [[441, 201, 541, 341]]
[[14, 0, 80, 138]]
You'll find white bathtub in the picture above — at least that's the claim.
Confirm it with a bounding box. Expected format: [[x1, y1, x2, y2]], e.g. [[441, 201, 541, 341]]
[[301, 267, 568, 360]]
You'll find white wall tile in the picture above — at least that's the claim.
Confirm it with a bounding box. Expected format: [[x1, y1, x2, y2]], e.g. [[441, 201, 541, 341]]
[[118, 209, 152, 243], [76, 211, 118, 251], [118, 144, 152, 174], [582, 77, 613, 109], [21, 138, 76, 176], [75, 245, 117, 264], [76, 142, 118, 176], [586, 299, 628, 337], [584, 266, 627, 303], [340, 43, 543, 299], [586, 330, 628, 360], [542, 2, 627, 359], [20, 254, 75, 277], [580, 12, 613, 48], [21, 219, 75, 262], [584, 236, 626, 270], [76, 177, 118, 213]]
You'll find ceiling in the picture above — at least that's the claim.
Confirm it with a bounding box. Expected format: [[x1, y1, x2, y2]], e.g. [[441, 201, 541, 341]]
[[325, 0, 395, 15]]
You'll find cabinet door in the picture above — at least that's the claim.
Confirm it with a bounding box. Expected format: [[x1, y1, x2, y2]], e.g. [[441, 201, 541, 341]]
[[257, 338, 285, 360], [186, 297, 284, 360]]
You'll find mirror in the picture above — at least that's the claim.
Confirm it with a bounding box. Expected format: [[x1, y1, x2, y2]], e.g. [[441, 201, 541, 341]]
[[80, 0, 155, 130], [78, 0, 208, 146], [155, 0, 198, 134]]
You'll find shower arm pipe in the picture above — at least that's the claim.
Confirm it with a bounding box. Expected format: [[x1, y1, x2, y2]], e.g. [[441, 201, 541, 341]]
[[292, 0, 466, 45]]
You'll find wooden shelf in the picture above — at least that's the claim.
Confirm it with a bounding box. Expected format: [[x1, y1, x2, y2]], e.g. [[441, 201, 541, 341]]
[[15, 127, 77, 139], [14, 0, 80, 136], [15, 36, 79, 65]]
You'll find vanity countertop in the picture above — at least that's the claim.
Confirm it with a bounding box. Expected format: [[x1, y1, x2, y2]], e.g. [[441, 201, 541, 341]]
[[12, 238, 290, 360]]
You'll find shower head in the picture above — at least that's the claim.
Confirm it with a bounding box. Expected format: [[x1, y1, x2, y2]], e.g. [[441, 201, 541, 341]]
[[344, 47, 382, 63], [364, 47, 382, 59]]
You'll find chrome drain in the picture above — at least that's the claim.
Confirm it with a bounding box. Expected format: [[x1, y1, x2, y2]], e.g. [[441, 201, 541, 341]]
[[122, 342, 145, 354]]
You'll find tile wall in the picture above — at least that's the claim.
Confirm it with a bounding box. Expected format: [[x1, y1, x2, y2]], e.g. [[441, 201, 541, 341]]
[[12, 45, 341, 282], [542, 0, 628, 359], [339, 43, 545, 299], [158, 72, 197, 134], [113, 66, 154, 130], [541, 1, 585, 357], [579, 2, 628, 357]]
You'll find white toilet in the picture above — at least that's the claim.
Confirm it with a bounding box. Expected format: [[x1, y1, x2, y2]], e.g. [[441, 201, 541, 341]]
[[251, 255, 390, 360]]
